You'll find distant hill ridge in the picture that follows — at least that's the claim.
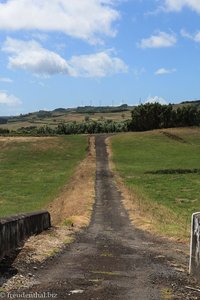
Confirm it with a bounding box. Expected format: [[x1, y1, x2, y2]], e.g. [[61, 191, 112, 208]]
[[0, 100, 199, 124], [1, 104, 132, 120], [180, 100, 200, 104]]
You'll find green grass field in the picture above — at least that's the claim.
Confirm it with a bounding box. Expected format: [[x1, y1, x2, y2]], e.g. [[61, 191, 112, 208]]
[[111, 128, 200, 239], [0, 135, 87, 217]]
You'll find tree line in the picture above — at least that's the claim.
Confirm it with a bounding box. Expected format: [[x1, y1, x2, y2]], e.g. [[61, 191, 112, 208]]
[[0, 103, 199, 136], [0, 119, 130, 136], [130, 103, 200, 131]]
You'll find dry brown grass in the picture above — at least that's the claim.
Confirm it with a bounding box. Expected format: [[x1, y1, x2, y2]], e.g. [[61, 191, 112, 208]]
[[48, 136, 96, 227], [162, 127, 200, 135], [0, 136, 54, 142], [0, 121, 42, 130], [15, 136, 96, 264], [0, 137, 61, 152]]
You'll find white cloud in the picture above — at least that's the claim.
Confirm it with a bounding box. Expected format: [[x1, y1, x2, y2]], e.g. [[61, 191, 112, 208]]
[[69, 51, 128, 78], [2, 38, 128, 78], [145, 96, 168, 105], [181, 29, 200, 42], [155, 68, 176, 75], [164, 0, 200, 13], [138, 32, 176, 49], [3, 38, 72, 76], [0, 77, 13, 83], [0, 91, 22, 106], [0, 0, 119, 44]]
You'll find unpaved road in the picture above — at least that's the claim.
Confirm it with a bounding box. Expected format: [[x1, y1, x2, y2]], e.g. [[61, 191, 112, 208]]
[[2, 135, 198, 299]]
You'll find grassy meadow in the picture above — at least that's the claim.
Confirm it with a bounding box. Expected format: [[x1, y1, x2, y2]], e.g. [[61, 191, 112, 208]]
[[111, 128, 200, 240], [0, 135, 87, 217]]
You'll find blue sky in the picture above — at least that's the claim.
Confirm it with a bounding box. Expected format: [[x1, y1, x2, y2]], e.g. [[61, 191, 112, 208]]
[[0, 0, 200, 115]]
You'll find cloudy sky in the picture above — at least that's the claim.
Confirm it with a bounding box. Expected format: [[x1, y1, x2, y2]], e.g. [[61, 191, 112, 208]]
[[0, 0, 200, 115]]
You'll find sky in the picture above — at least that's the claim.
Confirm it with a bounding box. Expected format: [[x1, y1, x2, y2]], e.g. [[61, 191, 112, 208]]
[[0, 0, 200, 115]]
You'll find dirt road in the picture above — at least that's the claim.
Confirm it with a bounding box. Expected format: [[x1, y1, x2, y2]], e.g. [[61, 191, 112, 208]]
[[4, 135, 198, 299]]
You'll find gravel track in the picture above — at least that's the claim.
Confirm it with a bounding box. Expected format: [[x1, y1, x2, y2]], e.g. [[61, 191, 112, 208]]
[[1, 135, 198, 300]]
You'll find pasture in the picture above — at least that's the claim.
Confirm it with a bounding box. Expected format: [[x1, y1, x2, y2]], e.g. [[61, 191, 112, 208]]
[[111, 128, 200, 240], [0, 135, 87, 217]]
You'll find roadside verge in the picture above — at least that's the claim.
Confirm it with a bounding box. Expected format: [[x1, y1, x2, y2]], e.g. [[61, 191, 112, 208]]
[[1, 136, 96, 291], [106, 136, 189, 244], [11, 136, 96, 265]]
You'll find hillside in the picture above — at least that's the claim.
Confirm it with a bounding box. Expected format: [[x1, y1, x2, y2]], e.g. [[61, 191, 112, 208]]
[[0, 100, 200, 131], [173, 99, 200, 109], [0, 104, 133, 130]]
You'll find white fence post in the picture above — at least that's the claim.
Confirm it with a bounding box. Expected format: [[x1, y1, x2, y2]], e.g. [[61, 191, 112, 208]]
[[189, 212, 200, 278]]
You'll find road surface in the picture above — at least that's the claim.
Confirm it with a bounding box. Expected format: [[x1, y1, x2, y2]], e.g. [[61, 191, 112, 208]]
[[3, 135, 197, 299]]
